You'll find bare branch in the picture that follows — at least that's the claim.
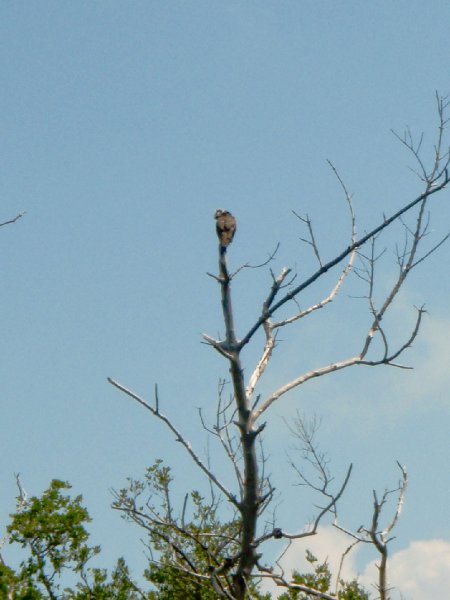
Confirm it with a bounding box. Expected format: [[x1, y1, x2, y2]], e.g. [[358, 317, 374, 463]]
[[239, 163, 449, 350], [411, 230, 450, 268], [245, 181, 356, 398], [293, 210, 323, 267], [254, 136, 444, 418], [0, 212, 26, 227], [382, 462, 408, 539], [270, 574, 337, 600], [274, 165, 357, 330], [245, 322, 276, 400], [336, 462, 409, 600], [107, 377, 238, 507], [271, 464, 352, 542], [252, 355, 361, 421], [199, 384, 244, 495], [202, 334, 234, 359], [334, 539, 362, 597], [231, 243, 280, 278]]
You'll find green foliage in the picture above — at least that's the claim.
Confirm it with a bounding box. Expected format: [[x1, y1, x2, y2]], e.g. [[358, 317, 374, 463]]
[[1, 472, 370, 599], [337, 579, 370, 600], [1, 480, 143, 599], [66, 558, 143, 599], [114, 460, 249, 599], [7, 480, 97, 591], [0, 561, 44, 599], [114, 459, 274, 599]]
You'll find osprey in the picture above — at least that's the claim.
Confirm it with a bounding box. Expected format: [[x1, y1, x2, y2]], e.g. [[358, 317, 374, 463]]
[[214, 209, 236, 252]]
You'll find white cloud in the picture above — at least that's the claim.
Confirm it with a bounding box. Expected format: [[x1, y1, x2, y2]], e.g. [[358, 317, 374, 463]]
[[361, 539, 450, 600]]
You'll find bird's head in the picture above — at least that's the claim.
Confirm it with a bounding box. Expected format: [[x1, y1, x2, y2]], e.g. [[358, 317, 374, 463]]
[[214, 209, 225, 219]]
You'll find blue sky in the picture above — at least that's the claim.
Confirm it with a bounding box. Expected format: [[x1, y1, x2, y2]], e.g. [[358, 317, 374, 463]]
[[1, 2, 450, 597]]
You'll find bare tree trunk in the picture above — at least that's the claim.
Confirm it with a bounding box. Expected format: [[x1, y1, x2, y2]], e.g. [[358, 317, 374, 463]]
[[218, 250, 259, 599], [378, 550, 388, 600]]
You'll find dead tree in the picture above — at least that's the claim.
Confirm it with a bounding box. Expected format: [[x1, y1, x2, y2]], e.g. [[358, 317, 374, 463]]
[[109, 94, 450, 599], [333, 462, 408, 600]]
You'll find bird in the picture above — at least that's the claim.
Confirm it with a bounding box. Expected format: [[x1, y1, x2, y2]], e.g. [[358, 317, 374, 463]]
[[214, 209, 236, 253]]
